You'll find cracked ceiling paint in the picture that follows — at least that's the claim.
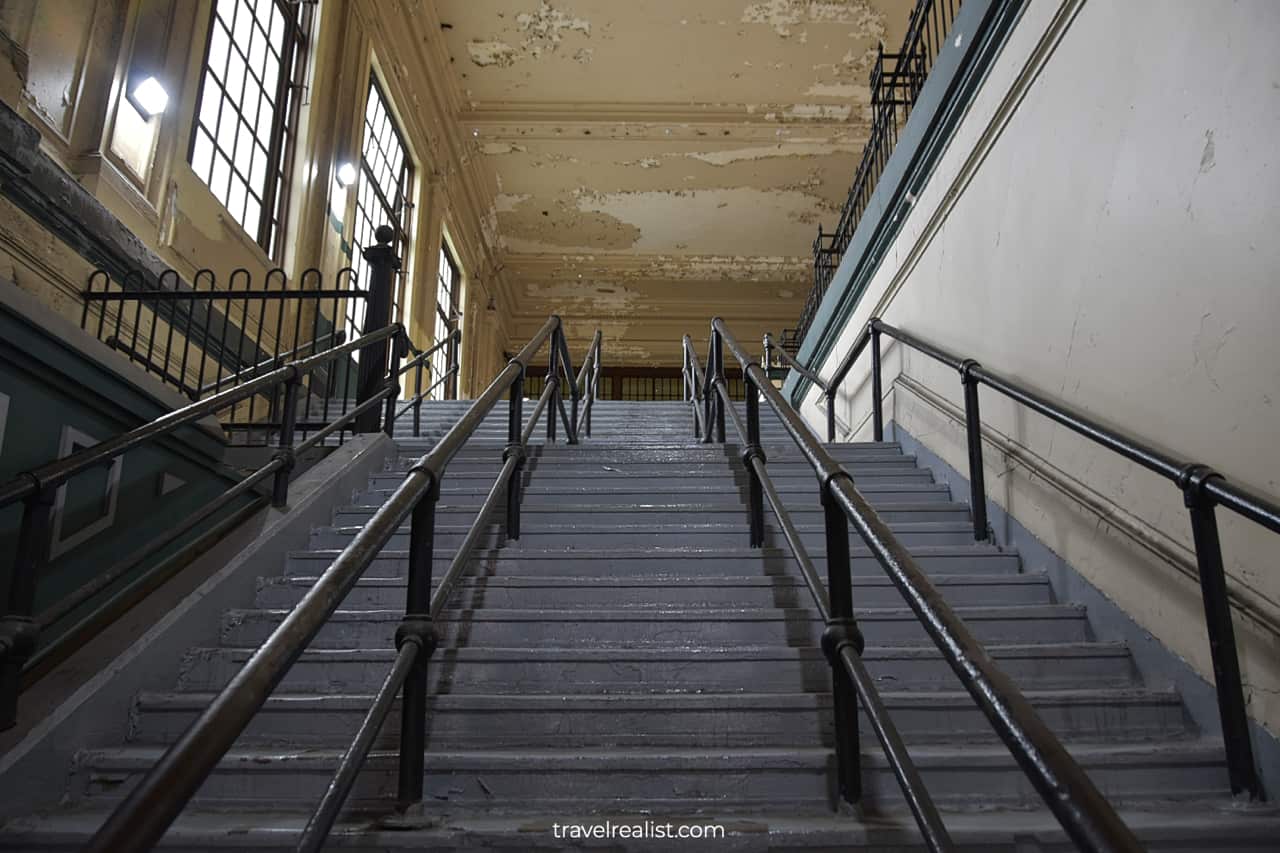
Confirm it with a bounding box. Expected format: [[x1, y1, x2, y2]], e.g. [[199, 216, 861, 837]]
[[436, 0, 913, 360]]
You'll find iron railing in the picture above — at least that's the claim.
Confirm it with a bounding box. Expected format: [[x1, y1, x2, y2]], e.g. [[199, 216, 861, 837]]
[[682, 334, 954, 851], [0, 321, 407, 731], [797, 0, 961, 345], [686, 318, 1146, 852], [815, 316, 1276, 802], [83, 314, 600, 853]]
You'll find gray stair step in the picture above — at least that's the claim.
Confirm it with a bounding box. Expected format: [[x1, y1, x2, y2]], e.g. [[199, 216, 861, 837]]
[[220, 604, 1091, 649], [355, 481, 953, 505], [283, 544, 1024, 578], [131, 687, 1190, 748], [178, 641, 1138, 694], [330, 501, 974, 527], [256, 572, 1052, 609], [70, 741, 1231, 812], [306, 520, 979, 550]]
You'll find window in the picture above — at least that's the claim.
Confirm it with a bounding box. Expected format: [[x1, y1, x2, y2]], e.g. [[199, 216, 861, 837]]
[[189, 0, 309, 259], [431, 244, 461, 400], [349, 75, 413, 343]]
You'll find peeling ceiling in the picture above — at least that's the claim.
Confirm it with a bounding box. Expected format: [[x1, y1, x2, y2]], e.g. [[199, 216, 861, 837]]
[[435, 0, 912, 362]]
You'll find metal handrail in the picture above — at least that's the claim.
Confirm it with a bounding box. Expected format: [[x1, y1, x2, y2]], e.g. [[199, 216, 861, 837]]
[[0, 323, 408, 731], [574, 329, 603, 438], [815, 316, 1276, 800], [687, 339, 954, 851], [681, 336, 708, 438], [83, 315, 591, 852], [709, 317, 1143, 853]]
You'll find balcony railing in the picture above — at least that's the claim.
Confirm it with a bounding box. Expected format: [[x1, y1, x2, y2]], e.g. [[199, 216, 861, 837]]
[[797, 0, 961, 345]]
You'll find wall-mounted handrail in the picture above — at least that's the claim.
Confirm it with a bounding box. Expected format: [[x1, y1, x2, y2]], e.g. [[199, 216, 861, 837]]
[[709, 317, 1143, 853], [687, 337, 954, 850], [83, 314, 595, 852], [817, 316, 1274, 800]]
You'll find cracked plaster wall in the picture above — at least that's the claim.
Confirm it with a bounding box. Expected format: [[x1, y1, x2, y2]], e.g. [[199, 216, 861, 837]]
[[803, 0, 1280, 736]]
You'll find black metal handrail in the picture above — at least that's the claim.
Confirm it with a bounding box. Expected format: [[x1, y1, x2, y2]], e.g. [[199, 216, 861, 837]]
[[706, 317, 1143, 852], [681, 334, 954, 851], [815, 316, 1276, 801], [83, 315, 594, 852], [573, 329, 603, 438], [0, 322, 407, 730], [798, 0, 961, 345]]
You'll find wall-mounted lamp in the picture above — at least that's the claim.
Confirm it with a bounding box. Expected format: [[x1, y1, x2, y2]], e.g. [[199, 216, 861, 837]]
[[127, 75, 169, 117], [335, 161, 358, 188]]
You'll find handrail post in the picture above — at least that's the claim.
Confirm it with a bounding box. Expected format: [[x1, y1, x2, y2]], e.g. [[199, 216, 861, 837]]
[[447, 329, 460, 400], [744, 373, 766, 547], [826, 389, 836, 442], [587, 338, 599, 437], [870, 323, 884, 442], [505, 368, 526, 540], [413, 358, 424, 437], [711, 326, 726, 443], [355, 225, 401, 433], [271, 374, 301, 507], [383, 335, 404, 438], [0, 488, 54, 730], [397, 476, 440, 809], [960, 360, 989, 541], [546, 328, 560, 443], [762, 332, 773, 372], [821, 476, 863, 807], [1181, 465, 1264, 801]]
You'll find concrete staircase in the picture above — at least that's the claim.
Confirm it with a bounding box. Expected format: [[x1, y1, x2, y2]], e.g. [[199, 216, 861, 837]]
[[1, 400, 1276, 849]]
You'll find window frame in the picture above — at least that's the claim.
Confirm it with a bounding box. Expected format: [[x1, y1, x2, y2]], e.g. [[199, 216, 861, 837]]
[[430, 241, 461, 400], [186, 0, 311, 260], [348, 72, 414, 342]]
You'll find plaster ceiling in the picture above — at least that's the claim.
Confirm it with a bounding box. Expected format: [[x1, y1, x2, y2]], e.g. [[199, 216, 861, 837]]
[[433, 0, 913, 362]]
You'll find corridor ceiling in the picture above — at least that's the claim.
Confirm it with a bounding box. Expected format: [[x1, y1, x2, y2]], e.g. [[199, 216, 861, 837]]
[[433, 0, 911, 362]]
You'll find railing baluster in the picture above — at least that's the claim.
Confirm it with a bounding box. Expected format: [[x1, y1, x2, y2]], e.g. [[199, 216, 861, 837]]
[[506, 368, 526, 539], [271, 376, 300, 507], [870, 324, 884, 441], [397, 481, 439, 809], [821, 481, 863, 807], [1180, 465, 1263, 801], [959, 360, 989, 541], [0, 488, 54, 729], [744, 373, 765, 548]]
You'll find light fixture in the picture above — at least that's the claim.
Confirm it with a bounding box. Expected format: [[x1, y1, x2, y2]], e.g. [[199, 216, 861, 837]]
[[335, 161, 358, 188], [127, 75, 169, 118]]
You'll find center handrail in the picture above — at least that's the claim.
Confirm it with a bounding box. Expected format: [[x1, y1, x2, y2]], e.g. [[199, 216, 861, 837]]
[[686, 335, 954, 851], [85, 315, 590, 852], [710, 317, 1142, 853]]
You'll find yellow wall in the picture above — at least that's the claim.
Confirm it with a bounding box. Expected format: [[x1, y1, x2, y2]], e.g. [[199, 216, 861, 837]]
[[0, 0, 513, 396]]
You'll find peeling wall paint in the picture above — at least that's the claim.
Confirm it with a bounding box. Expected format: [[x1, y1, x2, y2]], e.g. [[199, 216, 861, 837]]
[[466, 1, 593, 67], [741, 0, 887, 40]]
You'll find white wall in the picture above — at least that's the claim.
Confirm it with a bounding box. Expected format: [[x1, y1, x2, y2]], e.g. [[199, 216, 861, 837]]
[[805, 0, 1280, 735]]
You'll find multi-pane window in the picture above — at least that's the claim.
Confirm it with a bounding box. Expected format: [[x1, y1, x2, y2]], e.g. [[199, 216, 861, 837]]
[[189, 0, 309, 259], [431, 245, 461, 400], [349, 76, 412, 343]]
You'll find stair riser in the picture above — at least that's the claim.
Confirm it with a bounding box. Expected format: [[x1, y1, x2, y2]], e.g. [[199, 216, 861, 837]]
[[329, 506, 974, 527], [355, 486, 953, 505], [74, 754, 1228, 812], [131, 697, 1188, 748], [366, 466, 929, 488], [307, 525, 978, 550], [255, 579, 1051, 610], [178, 648, 1137, 694], [221, 612, 1091, 649], [283, 551, 1024, 579]]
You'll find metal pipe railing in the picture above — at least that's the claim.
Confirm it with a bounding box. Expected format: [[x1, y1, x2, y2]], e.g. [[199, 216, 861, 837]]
[[816, 316, 1275, 801], [710, 317, 1144, 853], [83, 314, 596, 852], [688, 336, 953, 851]]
